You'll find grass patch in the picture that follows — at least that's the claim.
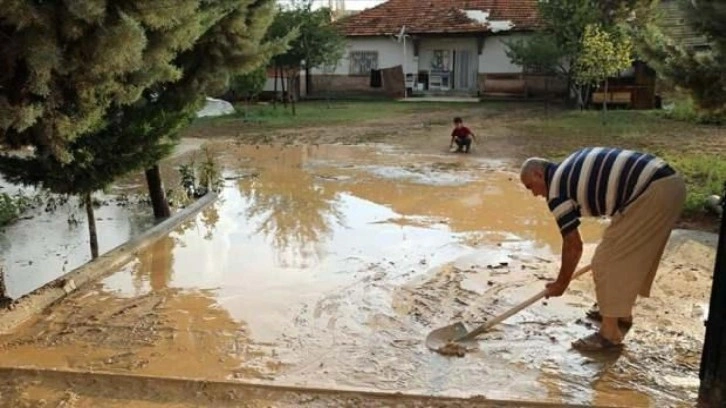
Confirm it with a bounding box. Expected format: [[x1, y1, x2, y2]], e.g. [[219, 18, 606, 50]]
[[510, 109, 726, 216], [200, 100, 494, 129], [660, 92, 725, 125], [663, 154, 726, 214]]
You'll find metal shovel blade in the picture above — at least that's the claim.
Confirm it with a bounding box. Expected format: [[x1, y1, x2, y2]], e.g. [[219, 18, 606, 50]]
[[425, 264, 593, 354], [425, 322, 471, 351]]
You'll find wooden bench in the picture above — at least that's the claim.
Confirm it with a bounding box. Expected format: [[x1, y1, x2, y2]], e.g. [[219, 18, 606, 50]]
[[592, 91, 632, 106]]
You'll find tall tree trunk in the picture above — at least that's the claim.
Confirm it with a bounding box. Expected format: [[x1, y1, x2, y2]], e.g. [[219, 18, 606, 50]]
[[305, 65, 311, 97], [544, 76, 550, 118], [273, 65, 278, 109], [281, 68, 288, 109], [145, 164, 171, 218], [291, 73, 297, 116], [576, 85, 584, 111], [0, 267, 10, 307], [602, 79, 609, 125], [84, 192, 99, 260]]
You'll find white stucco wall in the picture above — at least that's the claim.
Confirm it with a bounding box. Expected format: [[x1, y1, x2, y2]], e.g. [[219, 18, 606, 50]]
[[262, 69, 306, 94], [479, 33, 531, 74], [310, 32, 536, 78], [312, 37, 416, 76], [417, 37, 478, 72]]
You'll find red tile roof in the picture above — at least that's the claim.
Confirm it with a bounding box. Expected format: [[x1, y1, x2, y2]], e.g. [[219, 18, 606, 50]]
[[338, 0, 540, 36]]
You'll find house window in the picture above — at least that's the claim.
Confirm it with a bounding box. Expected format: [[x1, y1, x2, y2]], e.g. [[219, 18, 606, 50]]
[[349, 51, 378, 75], [431, 50, 451, 71]]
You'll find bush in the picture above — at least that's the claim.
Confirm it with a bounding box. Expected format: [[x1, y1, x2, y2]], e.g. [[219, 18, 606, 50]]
[[662, 95, 725, 125], [0, 192, 40, 226], [228, 67, 267, 103]]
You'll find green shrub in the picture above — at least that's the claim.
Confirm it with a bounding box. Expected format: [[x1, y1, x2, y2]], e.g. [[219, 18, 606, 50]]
[[662, 95, 725, 125], [0, 191, 40, 226]]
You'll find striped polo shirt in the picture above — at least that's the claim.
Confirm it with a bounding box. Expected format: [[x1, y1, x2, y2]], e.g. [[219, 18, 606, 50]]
[[545, 147, 675, 235]]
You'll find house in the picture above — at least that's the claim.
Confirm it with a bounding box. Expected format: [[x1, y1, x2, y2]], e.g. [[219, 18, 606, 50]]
[[308, 0, 566, 98]]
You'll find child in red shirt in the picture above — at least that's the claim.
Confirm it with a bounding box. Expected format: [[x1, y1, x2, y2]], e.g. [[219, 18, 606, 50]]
[[449, 117, 476, 153]]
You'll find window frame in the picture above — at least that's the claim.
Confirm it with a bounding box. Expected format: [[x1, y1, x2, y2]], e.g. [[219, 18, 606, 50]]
[[348, 50, 379, 76]]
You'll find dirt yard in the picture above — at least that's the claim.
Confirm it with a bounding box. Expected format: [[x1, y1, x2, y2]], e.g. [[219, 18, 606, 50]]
[[0, 101, 722, 407], [190, 100, 726, 225]]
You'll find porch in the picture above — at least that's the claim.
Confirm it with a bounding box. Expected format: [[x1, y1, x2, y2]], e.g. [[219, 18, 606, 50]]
[[406, 37, 480, 96]]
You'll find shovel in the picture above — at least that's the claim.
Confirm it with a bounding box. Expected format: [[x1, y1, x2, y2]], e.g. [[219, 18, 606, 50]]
[[426, 264, 592, 353]]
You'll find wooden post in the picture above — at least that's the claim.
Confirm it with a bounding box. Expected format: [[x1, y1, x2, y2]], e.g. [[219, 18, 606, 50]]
[[699, 184, 726, 407]]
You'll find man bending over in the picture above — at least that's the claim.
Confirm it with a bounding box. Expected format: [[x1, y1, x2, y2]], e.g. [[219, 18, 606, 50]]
[[519, 147, 685, 351]]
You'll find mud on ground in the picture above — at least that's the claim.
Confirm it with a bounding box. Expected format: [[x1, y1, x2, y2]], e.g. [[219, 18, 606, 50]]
[[0, 140, 714, 407]]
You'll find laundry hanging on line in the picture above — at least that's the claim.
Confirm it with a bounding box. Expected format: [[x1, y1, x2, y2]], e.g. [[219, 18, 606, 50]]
[[370, 69, 382, 88]]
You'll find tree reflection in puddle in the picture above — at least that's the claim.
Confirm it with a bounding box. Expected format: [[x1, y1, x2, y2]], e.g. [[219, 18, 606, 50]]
[[236, 147, 345, 268]]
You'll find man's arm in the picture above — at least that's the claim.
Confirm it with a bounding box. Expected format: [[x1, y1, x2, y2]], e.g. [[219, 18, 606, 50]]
[[546, 228, 583, 298], [450, 134, 456, 147]]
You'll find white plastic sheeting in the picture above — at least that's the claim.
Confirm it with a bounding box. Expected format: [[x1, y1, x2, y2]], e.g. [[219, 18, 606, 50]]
[[196, 97, 236, 118], [462, 9, 515, 32]]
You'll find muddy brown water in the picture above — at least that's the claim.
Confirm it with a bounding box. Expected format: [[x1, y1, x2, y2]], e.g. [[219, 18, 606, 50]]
[[0, 190, 155, 298], [0, 143, 713, 407]]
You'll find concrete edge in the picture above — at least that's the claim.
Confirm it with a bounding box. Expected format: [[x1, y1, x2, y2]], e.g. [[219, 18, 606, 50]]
[[0, 192, 219, 334], [0, 366, 605, 408]]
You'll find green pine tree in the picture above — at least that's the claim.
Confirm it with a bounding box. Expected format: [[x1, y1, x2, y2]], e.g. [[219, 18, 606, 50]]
[[640, 1, 726, 117], [0, 0, 205, 258], [0, 0, 201, 160], [108, 0, 288, 219], [0, 0, 287, 259]]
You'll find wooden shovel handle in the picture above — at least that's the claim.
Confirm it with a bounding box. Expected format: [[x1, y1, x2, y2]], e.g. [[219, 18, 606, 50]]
[[457, 264, 593, 342]]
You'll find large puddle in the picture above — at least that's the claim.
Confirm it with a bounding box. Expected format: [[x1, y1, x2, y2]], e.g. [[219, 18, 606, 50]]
[[0, 143, 712, 407]]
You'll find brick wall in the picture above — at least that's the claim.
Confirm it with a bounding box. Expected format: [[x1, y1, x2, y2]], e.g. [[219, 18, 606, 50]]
[[524, 75, 568, 97], [310, 75, 386, 97], [478, 74, 568, 97]]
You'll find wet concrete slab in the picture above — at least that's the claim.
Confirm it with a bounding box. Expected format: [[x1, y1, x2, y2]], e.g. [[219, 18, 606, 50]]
[[0, 143, 712, 407]]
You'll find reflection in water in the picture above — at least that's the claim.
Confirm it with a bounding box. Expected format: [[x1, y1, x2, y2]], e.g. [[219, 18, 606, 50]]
[[134, 236, 175, 292], [200, 204, 221, 241], [1, 196, 155, 299], [236, 147, 343, 267]]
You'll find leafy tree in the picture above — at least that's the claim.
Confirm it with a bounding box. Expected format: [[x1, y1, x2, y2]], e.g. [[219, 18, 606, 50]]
[[0, 0, 199, 160], [229, 66, 268, 120], [0, 0, 204, 258], [106, 0, 286, 219], [506, 0, 600, 105], [237, 148, 343, 267], [575, 24, 633, 115], [505, 0, 653, 107], [231, 67, 268, 103], [640, 1, 725, 117], [0, 0, 286, 259], [266, 0, 345, 114]]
